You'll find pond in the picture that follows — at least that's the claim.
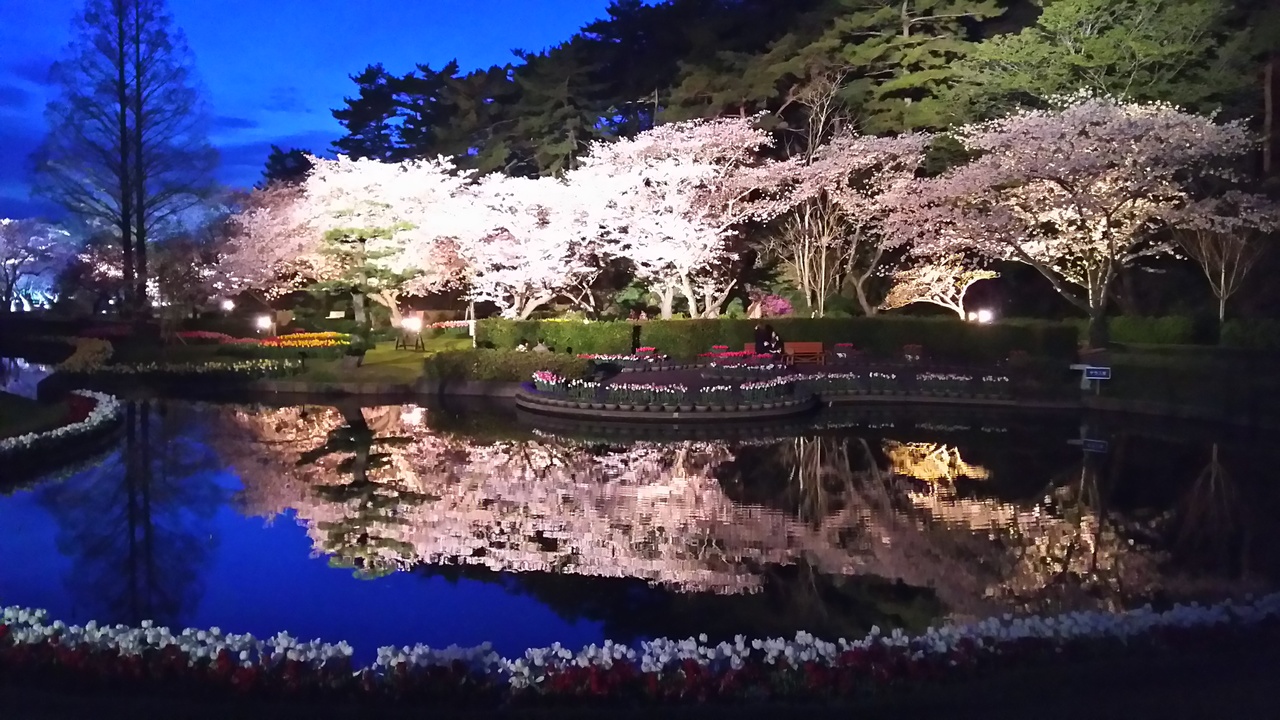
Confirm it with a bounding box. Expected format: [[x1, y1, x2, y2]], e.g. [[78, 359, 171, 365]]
[[2, 394, 1278, 662]]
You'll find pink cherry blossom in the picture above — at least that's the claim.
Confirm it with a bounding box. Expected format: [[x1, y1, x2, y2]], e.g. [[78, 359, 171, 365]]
[[884, 94, 1258, 341]]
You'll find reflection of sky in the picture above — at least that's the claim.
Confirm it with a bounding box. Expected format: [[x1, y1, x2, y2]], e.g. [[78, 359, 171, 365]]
[[0, 359, 49, 399], [0, 464, 603, 662]]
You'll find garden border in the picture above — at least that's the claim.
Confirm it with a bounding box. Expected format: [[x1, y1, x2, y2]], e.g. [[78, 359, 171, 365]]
[[0, 390, 125, 486], [514, 390, 821, 422]]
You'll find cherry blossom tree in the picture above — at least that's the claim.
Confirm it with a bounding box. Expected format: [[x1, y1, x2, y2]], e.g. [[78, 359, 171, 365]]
[[1171, 191, 1280, 322], [216, 181, 320, 301], [880, 254, 998, 318], [570, 117, 794, 318], [455, 173, 607, 319], [886, 94, 1257, 347], [771, 132, 933, 317], [0, 218, 72, 311], [221, 155, 474, 327]]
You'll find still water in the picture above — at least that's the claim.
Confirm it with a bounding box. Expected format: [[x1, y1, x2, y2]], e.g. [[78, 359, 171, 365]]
[[2, 395, 1278, 661]]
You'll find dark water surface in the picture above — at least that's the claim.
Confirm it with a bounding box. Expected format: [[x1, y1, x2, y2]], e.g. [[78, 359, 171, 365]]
[[2, 392, 1278, 662]]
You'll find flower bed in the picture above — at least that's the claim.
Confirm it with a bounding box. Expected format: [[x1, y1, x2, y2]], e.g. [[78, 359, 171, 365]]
[[1, 595, 1276, 703], [0, 390, 122, 459], [578, 352, 692, 372], [62, 359, 302, 380], [530, 372, 800, 411], [217, 332, 351, 359], [54, 338, 113, 373]]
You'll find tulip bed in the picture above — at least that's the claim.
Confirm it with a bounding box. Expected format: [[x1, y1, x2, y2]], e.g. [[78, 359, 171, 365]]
[[3, 594, 1275, 705]]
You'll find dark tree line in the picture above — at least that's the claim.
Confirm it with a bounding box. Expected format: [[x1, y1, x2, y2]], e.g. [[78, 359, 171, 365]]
[[264, 0, 1277, 185]]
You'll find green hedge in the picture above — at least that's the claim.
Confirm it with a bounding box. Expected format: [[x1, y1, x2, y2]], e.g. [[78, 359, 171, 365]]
[[1220, 319, 1280, 351], [476, 320, 633, 355], [423, 350, 591, 382], [1105, 316, 1199, 345], [477, 317, 1079, 362]]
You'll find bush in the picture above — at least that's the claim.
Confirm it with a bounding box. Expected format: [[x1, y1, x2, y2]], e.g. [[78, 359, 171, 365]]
[[476, 319, 632, 355], [1106, 316, 1199, 345], [476, 317, 1079, 362], [1220, 319, 1280, 351], [423, 350, 591, 382]]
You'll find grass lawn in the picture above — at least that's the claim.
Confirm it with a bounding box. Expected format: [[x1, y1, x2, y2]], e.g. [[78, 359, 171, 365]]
[[288, 336, 472, 385], [103, 335, 471, 386], [0, 390, 67, 440]]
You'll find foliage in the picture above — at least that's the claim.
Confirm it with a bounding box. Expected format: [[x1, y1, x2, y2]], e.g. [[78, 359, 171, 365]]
[[422, 349, 591, 382], [1219, 319, 1280, 351], [951, 0, 1259, 119], [1106, 316, 1200, 346], [477, 319, 632, 355], [479, 317, 1079, 363], [814, 0, 1007, 133]]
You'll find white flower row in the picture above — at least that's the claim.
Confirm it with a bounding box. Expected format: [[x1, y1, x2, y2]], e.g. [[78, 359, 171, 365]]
[[0, 390, 121, 455], [4, 593, 1277, 689]]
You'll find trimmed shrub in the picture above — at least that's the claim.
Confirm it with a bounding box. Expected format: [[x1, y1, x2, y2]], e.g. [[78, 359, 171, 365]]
[[1220, 319, 1280, 351], [1107, 316, 1198, 345], [423, 350, 591, 382], [476, 317, 1079, 362], [476, 320, 632, 354]]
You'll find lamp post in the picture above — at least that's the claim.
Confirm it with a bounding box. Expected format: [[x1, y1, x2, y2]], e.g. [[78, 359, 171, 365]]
[[396, 315, 425, 351]]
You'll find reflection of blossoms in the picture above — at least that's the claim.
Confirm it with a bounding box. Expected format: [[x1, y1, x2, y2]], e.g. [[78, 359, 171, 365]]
[[213, 408, 1256, 618]]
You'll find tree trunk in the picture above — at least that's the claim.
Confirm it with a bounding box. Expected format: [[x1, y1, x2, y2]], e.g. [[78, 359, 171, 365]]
[[1111, 269, 1142, 316], [653, 285, 676, 319], [679, 274, 701, 318], [1087, 310, 1109, 349], [114, 6, 135, 318], [131, 0, 149, 324], [853, 272, 876, 316], [370, 289, 402, 327], [351, 291, 367, 327]]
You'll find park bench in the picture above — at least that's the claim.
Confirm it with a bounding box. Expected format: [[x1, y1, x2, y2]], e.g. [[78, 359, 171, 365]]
[[742, 342, 826, 365]]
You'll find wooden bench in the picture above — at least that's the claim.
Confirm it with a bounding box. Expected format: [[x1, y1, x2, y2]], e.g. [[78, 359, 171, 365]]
[[783, 341, 825, 365], [743, 342, 826, 365]]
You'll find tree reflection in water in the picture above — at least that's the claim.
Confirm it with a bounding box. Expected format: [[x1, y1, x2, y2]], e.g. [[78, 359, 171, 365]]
[[38, 401, 223, 628], [209, 404, 1279, 636]]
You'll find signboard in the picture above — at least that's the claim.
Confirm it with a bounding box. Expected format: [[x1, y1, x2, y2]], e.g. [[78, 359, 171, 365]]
[[1081, 438, 1109, 454], [1068, 438, 1110, 454], [1084, 366, 1111, 381]]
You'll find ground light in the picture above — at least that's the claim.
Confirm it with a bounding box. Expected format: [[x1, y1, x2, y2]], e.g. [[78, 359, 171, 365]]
[[220, 299, 235, 312], [968, 309, 995, 323], [401, 316, 423, 333], [255, 314, 274, 335]]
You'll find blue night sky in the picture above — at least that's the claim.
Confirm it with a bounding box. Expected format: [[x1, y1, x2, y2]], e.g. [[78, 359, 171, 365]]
[[0, 0, 621, 219]]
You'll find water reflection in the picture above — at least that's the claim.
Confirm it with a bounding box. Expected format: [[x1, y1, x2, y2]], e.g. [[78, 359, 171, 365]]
[[36, 401, 224, 628], [210, 404, 1277, 621], [0, 357, 48, 399], [3, 400, 1277, 653]]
